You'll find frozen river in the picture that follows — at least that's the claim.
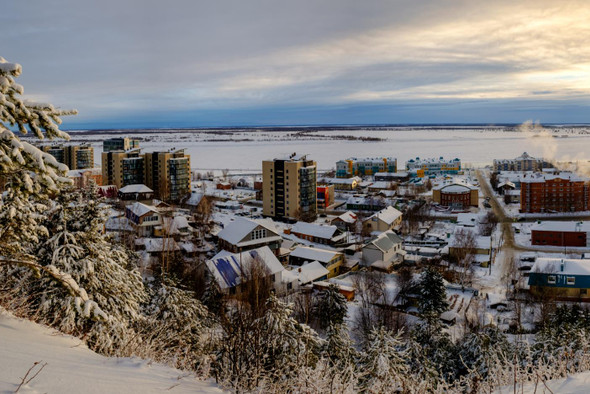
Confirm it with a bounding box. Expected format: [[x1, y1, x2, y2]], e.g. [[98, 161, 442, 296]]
[[64, 126, 590, 173]]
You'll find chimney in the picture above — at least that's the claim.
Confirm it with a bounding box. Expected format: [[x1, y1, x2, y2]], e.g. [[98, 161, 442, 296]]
[[560, 259, 565, 272]]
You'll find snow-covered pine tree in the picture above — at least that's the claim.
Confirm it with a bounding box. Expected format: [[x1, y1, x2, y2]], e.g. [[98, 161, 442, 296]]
[[321, 323, 358, 392], [258, 294, 321, 384], [8, 187, 148, 355], [0, 56, 75, 261], [313, 283, 348, 330], [140, 278, 214, 372], [417, 267, 449, 323], [358, 326, 409, 393]]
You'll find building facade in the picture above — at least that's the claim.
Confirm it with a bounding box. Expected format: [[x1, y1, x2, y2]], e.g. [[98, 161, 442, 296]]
[[317, 185, 335, 209], [103, 137, 140, 152], [101, 149, 143, 188], [262, 153, 317, 222], [493, 152, 552, 172], [406, 157, 461, 177], [336, 157, 397, 178], [432, 183, 479, 209], [102, 148, 191, 202], [42, 144, 94, 170], [144, 150, 191, 202], [520, 173, 589, 213], [531, 221, 590, 247]]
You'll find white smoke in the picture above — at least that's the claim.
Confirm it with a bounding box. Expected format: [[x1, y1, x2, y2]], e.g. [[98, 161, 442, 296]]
[[519, 120, 590, 177]]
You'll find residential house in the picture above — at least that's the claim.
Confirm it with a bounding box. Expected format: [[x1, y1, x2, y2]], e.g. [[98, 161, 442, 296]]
[[287, 221, 348, 246], [118, 184, 154, 202], [362, 230, 404, 270], [125, 202, 162, 237], [289, 246, 345, 278], [331, 211, 358, 231], [206, 246, 297, 295], [217, 217, 283, 254], [362, 206, 403, 233]]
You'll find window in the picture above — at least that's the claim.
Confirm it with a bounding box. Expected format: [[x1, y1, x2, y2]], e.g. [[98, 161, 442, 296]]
[[567, 276, 575, 285], [252, 228, 267, 240], [547, 275, 556, 284], [270, 274, 276, 282]]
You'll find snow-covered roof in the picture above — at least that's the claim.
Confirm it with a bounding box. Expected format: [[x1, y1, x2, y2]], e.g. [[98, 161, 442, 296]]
[[295, 261, 330, 284], [141, 238, 181, 253], [119, 184, 153, 194], [456, 213, 480, 227], [520, 171, 586, 183], [366, 206, 402, 225], [532, 258, 590, 276], [218, 217, 280, 245], [434, 182, 477, 193], [186, 192, 204, 206], [531, 221, 590, 233], [291, 222, 339, 240], [365, 230, 403, 252], [324, 177, 361, 185], [179, 241, 198, 253], [206, 246, 284, 290], [105, 217, 133, 232], [127, 202, 158, 217], [290, 246, 341, 263], [369, 181, 392, 189], [334, 211, 358, 224]]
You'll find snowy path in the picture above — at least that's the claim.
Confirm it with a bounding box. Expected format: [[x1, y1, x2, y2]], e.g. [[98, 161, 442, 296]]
[[0, 309, 223, 394]]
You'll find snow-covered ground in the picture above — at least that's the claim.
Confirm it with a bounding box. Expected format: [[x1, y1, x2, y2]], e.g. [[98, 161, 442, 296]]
[[497, 371, 590, 394], [57, 127, 590, 172], [0, 308, 223, 394]]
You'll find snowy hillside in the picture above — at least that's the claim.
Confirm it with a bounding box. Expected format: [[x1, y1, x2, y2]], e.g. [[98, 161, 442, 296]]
[[499, 372, 590, 394], [0, 309, 222, 394]]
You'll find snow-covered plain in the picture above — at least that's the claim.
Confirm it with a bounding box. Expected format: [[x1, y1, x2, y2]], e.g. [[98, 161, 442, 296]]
[[59, 127, 590, 171], [0, 308, 223, 394]]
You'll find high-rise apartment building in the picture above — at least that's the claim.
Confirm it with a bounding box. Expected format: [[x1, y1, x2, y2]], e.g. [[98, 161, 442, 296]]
[[263, 153, 317, 222], [103, 137, 140, 152], [144, 149, 191, 202], [42, 144, 94, 170], [101, 147, 191, 202], [101, 149, 143, 188]]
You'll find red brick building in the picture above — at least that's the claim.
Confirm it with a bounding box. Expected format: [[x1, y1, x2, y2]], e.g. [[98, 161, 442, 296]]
[[520, 173, 590, 213], [531, 221, 590, 247], [432, 183, 478, 209]]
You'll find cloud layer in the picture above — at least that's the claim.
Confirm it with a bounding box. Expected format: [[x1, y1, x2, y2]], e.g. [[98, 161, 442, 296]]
[[3, 0, 590, 127]]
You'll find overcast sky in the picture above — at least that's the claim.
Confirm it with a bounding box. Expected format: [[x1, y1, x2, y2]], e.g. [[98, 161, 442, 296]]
[[3, 0, 590, 128]]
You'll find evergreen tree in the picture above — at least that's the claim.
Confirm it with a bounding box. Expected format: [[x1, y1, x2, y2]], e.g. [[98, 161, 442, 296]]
[[8, 188, 147, 355], [417, 267, 449, 322], [358, 326, 409, 393], [141, 278, 214, 371], [0, 56, 75, 260], [313, 283, 348, 330]]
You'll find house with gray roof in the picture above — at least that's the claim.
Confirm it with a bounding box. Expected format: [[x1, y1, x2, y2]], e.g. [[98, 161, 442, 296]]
[[362, 230, 405, 269]]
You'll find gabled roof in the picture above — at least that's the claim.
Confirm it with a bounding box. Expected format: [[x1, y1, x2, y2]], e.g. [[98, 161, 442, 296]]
[[127, 202, 158, 217], [290, 246, 341, 263], [206, 246, 284, 289], [296, 261, 329, 284], [218, 217, 281, 245], [365, 230, 403, 252], [119, 184, 153, 194], [334, 211, 357, 224], [291, 222, 340, 240], [366, 206, 402, 225]]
